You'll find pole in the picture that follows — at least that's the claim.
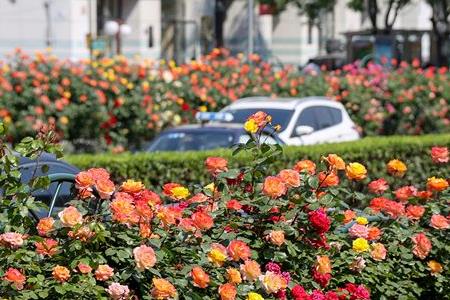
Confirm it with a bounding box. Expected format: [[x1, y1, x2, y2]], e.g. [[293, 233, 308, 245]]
[[44, 1, 52, 47], [248, 0, 254, 55]]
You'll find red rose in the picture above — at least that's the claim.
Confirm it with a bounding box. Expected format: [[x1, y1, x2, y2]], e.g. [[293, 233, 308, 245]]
[[308, 208, 331, 233]]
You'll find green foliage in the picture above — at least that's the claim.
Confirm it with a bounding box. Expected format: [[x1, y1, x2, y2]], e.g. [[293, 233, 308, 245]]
[[67, 134, 450, 190], [0, 49, 448, 150]]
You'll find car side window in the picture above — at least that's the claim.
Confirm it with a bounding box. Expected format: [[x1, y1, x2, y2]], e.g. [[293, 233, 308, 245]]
[[328, 107, 343, 124], [296, 107, 318, 130], [315, 106, 334, 130], [297, 106, 342, 132]]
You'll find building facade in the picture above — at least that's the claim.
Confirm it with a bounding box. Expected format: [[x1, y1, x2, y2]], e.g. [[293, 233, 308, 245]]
[[0, 0, 434, 65]]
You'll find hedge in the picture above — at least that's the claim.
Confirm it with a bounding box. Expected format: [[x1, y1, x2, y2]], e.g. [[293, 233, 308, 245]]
[[66, 134, 450, 190]]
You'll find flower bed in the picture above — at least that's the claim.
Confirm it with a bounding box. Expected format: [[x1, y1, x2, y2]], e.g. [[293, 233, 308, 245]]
[[0, 115, 449, 299], [66, 134, 450, 191], [0, 48, 448, 150]]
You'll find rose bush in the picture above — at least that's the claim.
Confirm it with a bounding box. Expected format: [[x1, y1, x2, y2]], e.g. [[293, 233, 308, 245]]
[[0, 48, 448, 150], [0, 115, 449, 299]]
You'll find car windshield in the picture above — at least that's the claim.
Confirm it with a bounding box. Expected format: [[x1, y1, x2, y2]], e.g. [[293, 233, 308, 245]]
[[222, 108, 294, 131], [148, 131, 235, 152]]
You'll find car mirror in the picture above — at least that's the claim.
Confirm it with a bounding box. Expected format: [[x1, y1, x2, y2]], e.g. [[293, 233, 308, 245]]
[[295, 125, 314, 136]]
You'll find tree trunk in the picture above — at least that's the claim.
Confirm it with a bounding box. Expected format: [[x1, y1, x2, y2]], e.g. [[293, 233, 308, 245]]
[[368, 0, 378, 33]]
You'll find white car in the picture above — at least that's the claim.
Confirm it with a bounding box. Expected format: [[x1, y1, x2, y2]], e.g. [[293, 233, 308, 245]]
[[219, 96, 360, 145]]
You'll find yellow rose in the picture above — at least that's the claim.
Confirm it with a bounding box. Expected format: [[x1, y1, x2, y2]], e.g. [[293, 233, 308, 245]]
[[170, 186, 190, 200], [386, 159, 407, 177], [345, 162, 367, 181], [356, 217, 368, 225], [248, 292, 264, 300], [244, 119, 258, 134], [352, 238, 370, 253], [208, 247, 227, 267]]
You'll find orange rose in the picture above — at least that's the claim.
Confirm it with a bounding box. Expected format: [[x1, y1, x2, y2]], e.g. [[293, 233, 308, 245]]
[[226, 268, 242, 284], [205, 157, 228, 175], [191, 211, 214, 231], [428, 260, 443, 275], [387, 159, 407, 177], [240, 260, 261, 281], [67, 225, 95, 242], [4, 267, 26, 290], [318, 171, 339, 187], [75, 171, 94, 187], [152, 278, 177, 299], [367, 227, 382, 241], [95, 264, 114, 281], [35, 238, 58, 256], [110, 192, 137, 224], [343, 210, 356, 224], [263, 176, 287, 198], [78, 263, 92, 274], [227, 240, 252, 261], [277, 169, 300, 188], [191, 266, 210, 288], [36, 217, 54, 236], [395, 186, 417, 202], [293, 159, 316, 174], [431, 146, 448, 163], [52, 265, 70, 282], [218, 283, 237, 300], [371, 243, 387, 261], [325, 154, 345, 170], [405, 205, 425, 220], [412, 233, 432, 259], [75, 171, 94, 198], [58, 206, 83, 227], [430, 214, 450, 230], [133, 245, 156, 271], [157, 206, 181, 227], [248, 111, 270, 127], [427, 177, 449, 192], [267, 230, 285, 246], [121, 179, 144, 194], [260, 271, 288, 294], [346, 162, 367, 181], [87, 168, 110, 181], [95, 178, 115, 199], [315, 255, 332, 274]]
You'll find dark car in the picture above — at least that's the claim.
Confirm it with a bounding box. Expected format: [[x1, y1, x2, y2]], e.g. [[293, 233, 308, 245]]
[[18, 153, 79, 218], [146, 123, 284, 152]]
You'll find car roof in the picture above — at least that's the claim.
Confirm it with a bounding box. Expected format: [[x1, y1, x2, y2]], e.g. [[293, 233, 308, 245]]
[[162, 123, 244, 132], [157, 123, 284, 144], [223, 96, 343, 110]]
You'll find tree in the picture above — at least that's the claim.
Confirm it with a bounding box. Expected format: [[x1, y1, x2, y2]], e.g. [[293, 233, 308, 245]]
[[347, 0, 411, 33], [427, 0, 449, 66], [215, 0, 235, 48]]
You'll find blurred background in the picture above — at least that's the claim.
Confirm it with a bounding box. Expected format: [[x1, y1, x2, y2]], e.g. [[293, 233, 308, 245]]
[[0, 0, 448, 67]]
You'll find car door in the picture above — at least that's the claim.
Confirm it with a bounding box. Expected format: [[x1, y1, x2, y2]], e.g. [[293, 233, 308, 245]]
[[291, 106, 343, 145]]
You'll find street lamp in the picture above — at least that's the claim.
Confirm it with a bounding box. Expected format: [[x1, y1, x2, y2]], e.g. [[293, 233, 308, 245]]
[[104, 20, 131, 55]]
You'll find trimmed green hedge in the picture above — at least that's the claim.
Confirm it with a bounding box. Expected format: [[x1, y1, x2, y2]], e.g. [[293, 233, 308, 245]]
[[67, 134, 450, 189]]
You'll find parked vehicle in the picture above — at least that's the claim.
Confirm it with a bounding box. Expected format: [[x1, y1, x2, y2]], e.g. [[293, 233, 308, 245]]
[[18, 153, 79, 218], [219, 96, 360, 145], [146, 119, 284, 152]]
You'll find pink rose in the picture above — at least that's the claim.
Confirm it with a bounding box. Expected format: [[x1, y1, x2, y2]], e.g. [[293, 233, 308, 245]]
[[106, 282, 130, 300], [430, 214, 450, 230], [348, 224, 369, 239], [412, 233, 432, 259], [133, 245, 157, 271]]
